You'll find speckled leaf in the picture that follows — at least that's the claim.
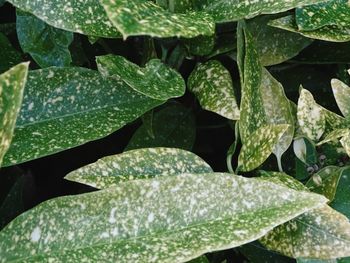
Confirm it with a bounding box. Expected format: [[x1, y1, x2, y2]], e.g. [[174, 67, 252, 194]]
[[340, 131, 350, 157], [331, 78, 350, 119], [96, 55, 185, 101], [16, 11, 73, 68], [331, 167, 350, 219], [187, 256, 209, 263], [66, 147, 212, 189], [99, 0, 215, 39], [0, 173, 327, 262], [296, 0, 350, 31], [259, 171, 307, 192], [0, 63, 28, 167], [246, 15, 313, 66], [2, 67, 168, 166], [196, 0, 326, 23], [297, 89, 325, 141], [184, 35, 215, 57], [306, 166, 342, 202], [188, 60, 240, 120], [125, 103, 196, 151], [157, 0, 193, 13], [297, 259, 337, 263], [7, 0, 120, 38], [238, 124, 289, 172], [317, 128, 350, 146], [0, 33, 23, 74], [269, 15, 350, 42]]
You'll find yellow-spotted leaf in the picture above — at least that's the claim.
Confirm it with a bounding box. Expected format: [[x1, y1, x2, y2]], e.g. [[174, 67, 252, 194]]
[[331, 78, 350, 119]]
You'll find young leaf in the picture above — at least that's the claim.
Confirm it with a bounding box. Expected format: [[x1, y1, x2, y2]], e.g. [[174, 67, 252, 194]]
[[99, 0, 215, 39], [238, 124, 289, 172], [331, 78, 350, 119], [188, 60, 240, 120], [65, 147, 212, 189], [297, 88, 325, 141], [2, 67, 171, 166], [96, 55, 185, 101], [7, 0, 121, 38], [125, 103, 196, 151], [16, 11, 73, 68], [0, 33, 23, 74], [0, 63, 28, 166], [0, 173, 327, 262]]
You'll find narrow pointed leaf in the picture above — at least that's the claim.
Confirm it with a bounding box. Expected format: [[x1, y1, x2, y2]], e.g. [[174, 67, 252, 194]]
[[99, 0, 215, 39], [188, 60, 240, 120], [331, 78, 350, 119], [96, 55, 185, 101], [317, 128, 350, 146], [0, 173, 327, 262], [7, 0, 121, 38], [0, 63, 28, 166], [65, 148, 212, 189]]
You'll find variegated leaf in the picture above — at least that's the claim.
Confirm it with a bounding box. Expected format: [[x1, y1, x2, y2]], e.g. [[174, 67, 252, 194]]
[[188, 60, 240, 120], [340, 131, 350, 157], [65, 148, 212, 189], [331, 78, 350, 119], [0, 173, 327, 262], [317, 128, 350, 146]]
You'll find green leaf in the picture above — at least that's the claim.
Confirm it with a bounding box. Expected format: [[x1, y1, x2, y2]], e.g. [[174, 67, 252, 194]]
[[0, 63, 29, 167], [269, 15, 350, 42], [196, 0, 326, 23], [99, 0, 215, 39], [297, 259, 337, 263], [157, 0, 193, 13], [7, 0, 121, 38], [188, 60, 240, 120], [2, 67, 171, 166], [317, 128, 350, 146], [187, 255, 209, 263], [331, 167, 350, 219], [331, 78, 350, 119], [238, 124, 289, 172], [296, 0, 350, 31], [16, 11, 73, 68], [96, 55, 185, 101], [0, 172, 327, 262], [297, 88, 325, 141], [340, 131, 350, 157], [306, 166, 342, 202], [0, 33, 23, 74], [65, 147, 212, 189], [184, 35, 215, 57], [259, 171, 307, 191], [125, 103, 196, 151], [246, 15, 313, 66]]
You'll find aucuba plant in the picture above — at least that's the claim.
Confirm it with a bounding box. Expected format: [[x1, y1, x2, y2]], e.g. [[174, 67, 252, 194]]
[[0, 0, 350, 262]]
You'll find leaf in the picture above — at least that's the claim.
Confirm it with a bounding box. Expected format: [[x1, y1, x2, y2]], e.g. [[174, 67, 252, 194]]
[[187, 255, 209, 263], [238, 124, 289, 172], [2, 67, 171, 167], [259, 171, 307, 191], [306, 166, 342, 202], [0, 173, 327, 262], [96, 55, 185, 101], [188, 60, 240, 120], [7, 0, 121, 38], [296, 0, 350, 31], [269, 15, 350, 42], [184, 35, 215, 57], [331, 78, 350, 119], [65, 147, 212, 189], [317, 128, 350, 146], [99, 0, 215, 39], [0, 33, 23, 74], [340, 131, 350, 157], [16, 11, 73, 68], [0, 63, 29, 166], [246, 15, 313, 66], [297, 88, 325, 141], [196, 0, 326, 23], [125, 103, 196, 151], [331, 167, 350, 219], [297, 259, 337, 263]]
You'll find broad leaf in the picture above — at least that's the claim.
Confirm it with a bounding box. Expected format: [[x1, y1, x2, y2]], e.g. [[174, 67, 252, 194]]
[[2, 67, 176, 166], [125, 103, 196, 151], [96, 55, 185, 100], [185, 35, 215, 57], [0, 63, 28, 166], [0, 33, 23, 74], [331, 167, 350, 219], [188, 60, 240, 120], [99, 0, 215, 39], [297, 88, 325, 141], [340, 131, 350, 157], [331, 78, 350, 119], [65, 147, 212, 189], [317, 129, 350, 146], [187, 256, 209, 263], [238, 124, 289, 172], [0, 173, 327, 262], [16, 11, 73, 68], [7, 0, 121, 38]]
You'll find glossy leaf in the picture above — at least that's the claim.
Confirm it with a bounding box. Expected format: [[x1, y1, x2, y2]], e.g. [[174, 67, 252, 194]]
[[331, 167, 350, 219], [238, 124, 289, 172], [0, 33, 23, 74], [187, 256, 209, 263], [331, 78, 350, 119], [2, 67, 172, 166], [317, 128, 349, 146], [188, 60, 240, 120], [125, 103, 196, 151], [0, 63, 28, 166], [65, 147, 212, 189], [96, 55, 185, 101], [0, 173, 327, 262], [16, 11, 73, 68], [99, 0, 215, 39], [7, 0, 120, 38]]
